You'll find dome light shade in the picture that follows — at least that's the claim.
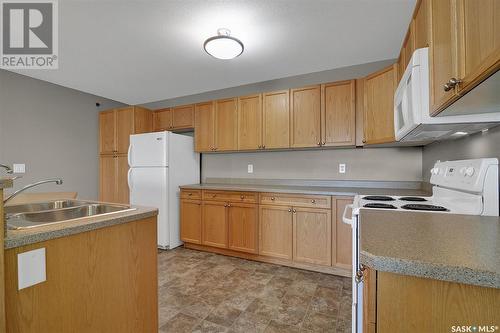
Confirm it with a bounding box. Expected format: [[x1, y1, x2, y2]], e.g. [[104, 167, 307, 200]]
[[204, 28, 244, 60]]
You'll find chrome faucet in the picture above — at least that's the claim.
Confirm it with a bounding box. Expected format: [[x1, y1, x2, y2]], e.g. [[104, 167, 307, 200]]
[[0, 164, 13, 174], [4, 178, 63, 205]]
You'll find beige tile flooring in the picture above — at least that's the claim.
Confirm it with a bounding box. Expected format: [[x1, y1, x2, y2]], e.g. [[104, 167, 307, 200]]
[[158, 248, 352, 332]]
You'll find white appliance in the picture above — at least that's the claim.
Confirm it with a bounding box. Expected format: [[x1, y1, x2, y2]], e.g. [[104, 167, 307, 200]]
[[394, 47, 500, 143], [342, 158, 499, 333], [128, 131, 200, 249]]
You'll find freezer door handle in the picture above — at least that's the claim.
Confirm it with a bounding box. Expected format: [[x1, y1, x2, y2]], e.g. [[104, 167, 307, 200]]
[[127, 168, 133, 190], [127, 144, 133, 167], [342, 204, 354, 225]]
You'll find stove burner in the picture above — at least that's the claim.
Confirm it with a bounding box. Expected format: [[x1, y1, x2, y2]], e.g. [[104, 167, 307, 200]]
[[401, 204, 448, 212], [363, 203, 397, 209], [362, 196, 395, 201], [399, 196, 428, 202]]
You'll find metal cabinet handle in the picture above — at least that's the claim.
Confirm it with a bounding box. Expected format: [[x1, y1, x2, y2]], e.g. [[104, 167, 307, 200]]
[[212, 194, 217, 198], [258, 145, 262, 149], [292, 209, 296, 213], [317, 142, 321, 146], [443, 78, 462, 92], [321, 142, 326, 146], [188, 193, 192, 196], [288, 208, 292, 212], [262, 145, 266, 149], [240, 195, 244, 199], [227, 203, 231, 207], [224, 203, 227, 207], [271, 197, 275, 201], [311, 199, 316, 204]]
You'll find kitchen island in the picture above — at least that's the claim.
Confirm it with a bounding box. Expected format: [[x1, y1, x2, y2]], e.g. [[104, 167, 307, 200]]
[[2, 196, 159, 333], [359, 209, 500, 333]]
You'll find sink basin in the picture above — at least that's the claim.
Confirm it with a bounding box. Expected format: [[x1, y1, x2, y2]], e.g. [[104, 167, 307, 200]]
[[5, 200, 135, 229]]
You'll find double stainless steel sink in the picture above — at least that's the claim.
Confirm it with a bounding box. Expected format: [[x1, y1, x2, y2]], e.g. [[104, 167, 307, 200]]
[[5, 200, 135, 229]]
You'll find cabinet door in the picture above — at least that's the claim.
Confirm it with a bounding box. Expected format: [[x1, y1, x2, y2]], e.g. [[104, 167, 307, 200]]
[[215, 98, 238, 151], [115, 155, 129, 204], [237, 94, 262, 150], [262, 90, 290, 149], [259, 205, 293, 260], [293, 207, 332, 266], [115, 107, 135, 154], [457, 0, 500, 93], [194, 102, 215, 152], [321, 80, 356, 146], [180, 199, 202, 244], [290, 85, 321, 148], [429, 0, 458, 115], [172, 104, 194, 129], [363, 268, 377, 333], [363, 64, 397, 144], [414, 0, 429, 49], [403, 24, 415, 68], [228, 203, 258, 254], [99, 155, 116, 202], [133, 107, 152, 134], [332, 197, 353, 270], [202, 201, 228, 248], [99, 110, 116, 154], [153, 109, 171, 131]]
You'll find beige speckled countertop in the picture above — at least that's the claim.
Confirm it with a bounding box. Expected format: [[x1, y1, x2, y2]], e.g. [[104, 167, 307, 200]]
[[0, 177, 13, 189], [360, 209, 500, 289], [5, 205, 158, 249], [180, 183, 429, 197]]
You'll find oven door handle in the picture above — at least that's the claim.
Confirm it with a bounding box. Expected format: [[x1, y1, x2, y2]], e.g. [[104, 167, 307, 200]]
[[342, 204, 354, 225]]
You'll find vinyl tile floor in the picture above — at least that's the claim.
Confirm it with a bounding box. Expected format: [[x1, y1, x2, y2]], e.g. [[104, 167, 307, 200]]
[[158, 248, 352, 333]]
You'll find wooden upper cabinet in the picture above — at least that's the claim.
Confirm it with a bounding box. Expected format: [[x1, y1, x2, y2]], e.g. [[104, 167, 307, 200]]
[[403, 23, 415, 68], [115, 107, 135, 154], [259, 205, 293, 260], [215, 98, 238, 151], [171, 104, 195, 130], [202, 201, 228, 248], [293, 207, 332, 266], [228, 203, 259, 254], [237, 94, 262, 150], [99, 110, 116, 154], [194, 101, 215, 152], [363, 64, 397, 144], [428, 0, 458, 115], [153, 108, 172, 131], [290, 85, 321, 148], [321, 80, 356, 146], [414, 0, 430, 49], [457, 0, 500, 93], [263, 90, 290, 149], [133, 106, 153, 134]]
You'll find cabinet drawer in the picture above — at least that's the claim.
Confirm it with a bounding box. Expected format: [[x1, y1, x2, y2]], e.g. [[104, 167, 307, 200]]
[[202, 190, 258, 203], [180, 189, 201, 200], [260, 193, 331, 209]]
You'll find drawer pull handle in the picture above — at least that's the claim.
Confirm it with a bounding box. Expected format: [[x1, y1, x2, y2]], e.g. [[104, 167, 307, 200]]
[[212, 194, 217, 198], [271, 197, 275, 201], [292, 209, 296, 213], [288, 208, 292, 212], [188, 193, 192, 196], [240, 195, 244, 199], [311, 199, 316, 204]]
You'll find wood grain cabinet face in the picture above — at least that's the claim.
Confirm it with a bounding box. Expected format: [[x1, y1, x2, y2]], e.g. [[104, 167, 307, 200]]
[[363, 65, 397, 144], [115, 107, 135, 154], [202, 201, 228, 248], [332, 197, 353, 270], [238, 94, 262, 150], [99, 155, 117, 203], [194, 102, 215, 152], [180, 199, 202, 244], [290, 85, 321, 148], [321, 80, 356, 146], [99, 110, 116, 154], [262, 90, 290, 149], [414, 0, 429, 50], [259, 205, 293, 260], [228, 203, 258, 254], [293, 207, 332, 266], [115, 155, 130, 204], [215, 98, 238, 151], [171, 104, 195, 129], [153, 108, 172, 131]]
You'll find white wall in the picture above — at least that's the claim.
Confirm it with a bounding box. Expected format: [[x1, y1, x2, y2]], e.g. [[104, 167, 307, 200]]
[[0, 70, 125, 199]]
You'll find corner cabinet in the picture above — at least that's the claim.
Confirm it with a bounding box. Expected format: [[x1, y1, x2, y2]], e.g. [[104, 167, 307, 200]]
[[98, 106, 152, 203], [362, 64, 397, 145]]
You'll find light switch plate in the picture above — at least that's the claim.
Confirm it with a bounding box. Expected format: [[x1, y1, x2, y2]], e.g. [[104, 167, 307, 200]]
[[339, 164, 346, 174], [247, 164, 254, 174], [13, 163, 25, 173], [18, 248, 46, 290]]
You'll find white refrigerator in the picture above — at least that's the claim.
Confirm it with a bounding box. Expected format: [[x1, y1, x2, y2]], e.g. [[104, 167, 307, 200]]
[[128, 131, 200, 249]]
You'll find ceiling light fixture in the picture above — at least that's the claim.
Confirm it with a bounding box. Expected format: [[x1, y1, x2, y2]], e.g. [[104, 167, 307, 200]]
[[204, 28, 244, 60]]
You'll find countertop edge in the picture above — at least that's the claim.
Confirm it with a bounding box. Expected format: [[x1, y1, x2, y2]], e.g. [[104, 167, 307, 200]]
[[5, 208, 158, 250], [360, 251, 499, 289]]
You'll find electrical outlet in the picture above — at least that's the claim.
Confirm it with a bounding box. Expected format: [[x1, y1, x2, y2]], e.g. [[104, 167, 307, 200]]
[[247, 164, 254, 174], [339, 163, 346, 174], [13, 163, 25, 173]]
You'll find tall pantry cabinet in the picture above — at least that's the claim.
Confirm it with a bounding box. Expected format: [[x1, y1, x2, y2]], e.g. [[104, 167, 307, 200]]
[[99, 106, 152, 204]]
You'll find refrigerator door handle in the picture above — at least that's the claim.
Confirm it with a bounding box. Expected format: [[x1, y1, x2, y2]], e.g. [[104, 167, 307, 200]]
[[128, 144, 133, 167], [127, 168, 133, 190]]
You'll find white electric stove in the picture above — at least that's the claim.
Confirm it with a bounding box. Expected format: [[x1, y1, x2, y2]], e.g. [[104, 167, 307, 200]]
[[342, 158, 499, 333]]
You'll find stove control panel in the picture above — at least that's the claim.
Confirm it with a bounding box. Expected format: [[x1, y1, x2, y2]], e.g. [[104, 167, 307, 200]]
[[430, 158, 498, 193]]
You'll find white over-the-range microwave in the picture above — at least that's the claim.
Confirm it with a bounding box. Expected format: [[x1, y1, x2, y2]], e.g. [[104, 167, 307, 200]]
[[394, 47, 500, 143]]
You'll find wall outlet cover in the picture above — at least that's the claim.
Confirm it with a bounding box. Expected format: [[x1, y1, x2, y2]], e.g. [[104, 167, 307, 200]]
[[18, 248, 46, 290], [13, 163, 25, 173], [247, 164, 254, 174], [339, 163, 346, 174]]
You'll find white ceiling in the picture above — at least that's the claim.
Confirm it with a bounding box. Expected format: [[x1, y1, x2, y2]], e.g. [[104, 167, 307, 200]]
[[12, 0, 416, 105]]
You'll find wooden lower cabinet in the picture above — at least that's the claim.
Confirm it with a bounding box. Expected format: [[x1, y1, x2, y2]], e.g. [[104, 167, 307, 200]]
[[363, 268, 377, 333], [228, 203, 258, 254], [202, 201, 228, 248], [332, 197, 353, 270], [293, 207, 332, 265], [259, 205, 293, 260], [180, 199, 202, 244]]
